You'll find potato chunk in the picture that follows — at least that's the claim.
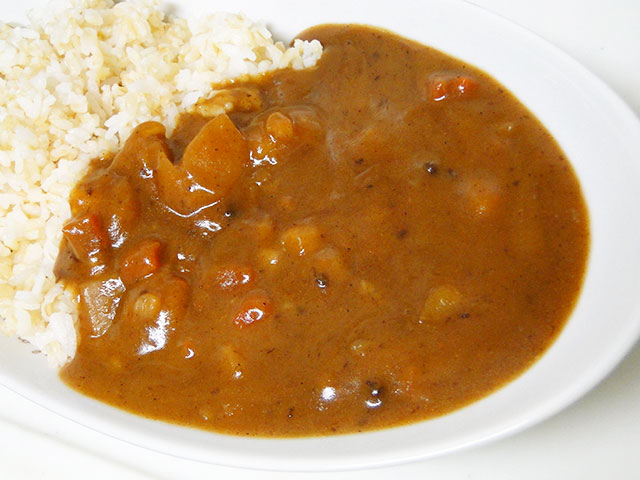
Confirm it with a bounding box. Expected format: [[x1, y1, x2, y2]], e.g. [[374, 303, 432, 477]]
[[181, 113, 248, 197], [265, 112, 294, 141], [281, 224, 322, 256], [459, 177, 503, 218], [154, 114, 249, 214], [312, 247, 348, 283], [132, 292, 162, 321], [420, 284, 463, 323], [110, 121, 170, 177]]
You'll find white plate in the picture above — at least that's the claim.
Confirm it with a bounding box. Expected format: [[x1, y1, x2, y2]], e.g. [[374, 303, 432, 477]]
[[2, 0, 640, 472]]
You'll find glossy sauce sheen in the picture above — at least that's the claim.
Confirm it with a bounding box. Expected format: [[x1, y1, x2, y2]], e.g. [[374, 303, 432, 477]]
[[56, 25, 589, 436]]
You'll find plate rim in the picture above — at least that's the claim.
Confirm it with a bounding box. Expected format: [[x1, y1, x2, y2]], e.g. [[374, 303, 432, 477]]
[[2, 0, 640, 471]]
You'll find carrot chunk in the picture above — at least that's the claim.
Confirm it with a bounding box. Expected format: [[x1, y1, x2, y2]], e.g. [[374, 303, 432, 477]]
[[428, 74, 477, 101], [62, 213, 108, 266], [234, 290, 272, 327], [177, 337, 196, 359], [121, 240, 163, 283], [454, 76, 476, 95], [429, 79, 449, 102]]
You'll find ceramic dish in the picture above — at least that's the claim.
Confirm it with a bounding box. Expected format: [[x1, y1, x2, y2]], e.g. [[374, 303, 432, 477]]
[[1, 0, 640, 471]]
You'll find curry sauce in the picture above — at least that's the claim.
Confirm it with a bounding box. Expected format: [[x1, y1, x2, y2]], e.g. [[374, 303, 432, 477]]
[[56, 25, 589, 436]]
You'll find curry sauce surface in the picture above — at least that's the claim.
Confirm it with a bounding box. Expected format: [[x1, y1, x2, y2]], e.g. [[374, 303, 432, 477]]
[[56, 25, 589, 436]]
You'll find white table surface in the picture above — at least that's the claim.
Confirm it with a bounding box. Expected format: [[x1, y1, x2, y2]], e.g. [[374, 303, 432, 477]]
[[1, 1, 639, 478]]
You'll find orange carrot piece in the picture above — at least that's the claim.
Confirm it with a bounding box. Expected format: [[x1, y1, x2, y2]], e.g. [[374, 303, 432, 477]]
[[429, 79, 449, 101], [428, 74, 477, 101], [62, 213, 107, 265], [452, 76, 477, 96], [177, 337, 196, 359], [121, 240, 163, 283], [234, 290, 272, 327]]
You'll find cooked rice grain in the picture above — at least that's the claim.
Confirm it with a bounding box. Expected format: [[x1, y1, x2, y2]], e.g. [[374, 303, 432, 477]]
[[0, 0, 322, 366]]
